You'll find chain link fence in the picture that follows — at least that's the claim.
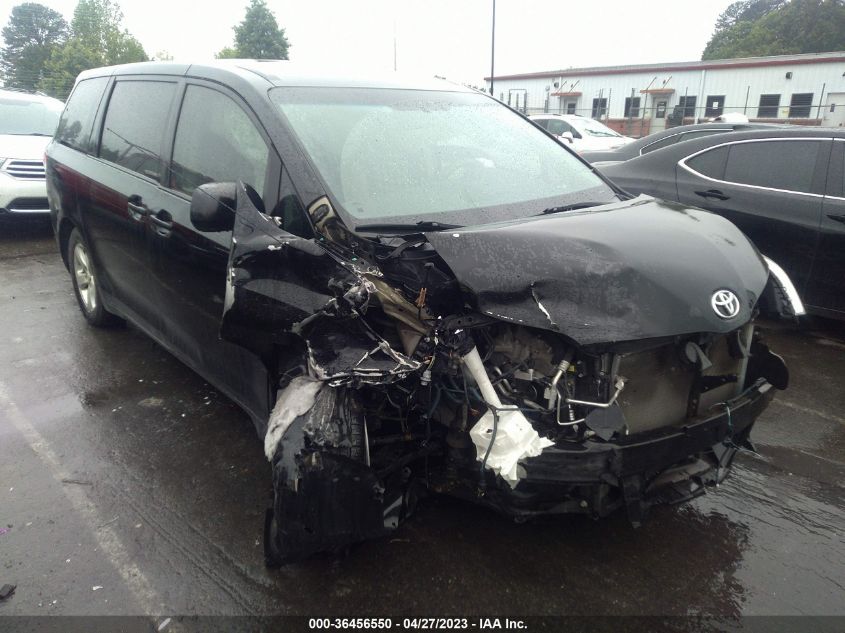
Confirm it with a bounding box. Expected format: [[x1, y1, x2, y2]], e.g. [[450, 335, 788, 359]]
[[497, 87, 834, 138]]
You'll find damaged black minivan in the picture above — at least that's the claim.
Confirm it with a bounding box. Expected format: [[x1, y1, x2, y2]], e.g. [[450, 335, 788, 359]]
[[46, 61, 803, 564]]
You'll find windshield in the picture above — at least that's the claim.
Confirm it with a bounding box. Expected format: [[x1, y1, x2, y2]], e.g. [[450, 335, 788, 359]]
[[571, 118, 622, 138], [0, 97, 63, 135], [270, 87, 614, 225]]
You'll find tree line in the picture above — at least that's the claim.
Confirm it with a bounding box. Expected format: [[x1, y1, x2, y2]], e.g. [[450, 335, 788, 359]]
[[703, 0, 845, 60], [0, 0, 289, 100]]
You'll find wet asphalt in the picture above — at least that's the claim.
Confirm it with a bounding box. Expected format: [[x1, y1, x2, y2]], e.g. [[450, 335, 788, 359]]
[[0, 217, 843, 621]]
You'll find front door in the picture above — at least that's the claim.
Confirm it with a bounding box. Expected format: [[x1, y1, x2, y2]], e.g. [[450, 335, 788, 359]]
[[149, 82, 280, 422]]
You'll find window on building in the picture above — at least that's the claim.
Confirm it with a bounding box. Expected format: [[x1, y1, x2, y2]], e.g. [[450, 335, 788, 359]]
[[678, 96, 697, 118], [170, 85, 269, 198], [757, 94, 780, 118], [789, 93, 814, 118], [566, 102, 576, 114], [705, 95, 726, 118], [624, 97, 641, 118], [55, 77, 109, 153], [724, 140, 821, 193], [99, 80, 177, 180], [591, 98, 607, 119]]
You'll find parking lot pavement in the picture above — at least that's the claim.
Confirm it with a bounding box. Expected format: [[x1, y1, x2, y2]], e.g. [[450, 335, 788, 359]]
[[0, 219, 843, 619]]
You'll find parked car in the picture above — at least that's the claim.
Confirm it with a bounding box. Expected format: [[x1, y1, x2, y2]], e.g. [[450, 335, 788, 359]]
[[529, 113, 633, 152], [47, 62, 800, 564], [601, 127, 844, 318], [0, 89, 64, 217], [580, 121, 786, 166]]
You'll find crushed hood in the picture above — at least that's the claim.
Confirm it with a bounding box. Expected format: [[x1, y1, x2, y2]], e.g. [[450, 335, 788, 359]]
[[424, 196, 769, 346]]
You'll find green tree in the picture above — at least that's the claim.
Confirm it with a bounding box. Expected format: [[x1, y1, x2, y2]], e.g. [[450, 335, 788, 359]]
[[703, 0, 845, 60], [39, 0, 147, 99], [215, 46, 239, 59], [1, 3, 68, 90], [216, 0, 290, 59]]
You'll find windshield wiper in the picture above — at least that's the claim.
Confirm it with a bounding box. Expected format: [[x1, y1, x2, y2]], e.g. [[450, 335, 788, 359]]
[[541, 201, 611, 215], [354, 220, 463, 233], [5, 132, 53, 136]]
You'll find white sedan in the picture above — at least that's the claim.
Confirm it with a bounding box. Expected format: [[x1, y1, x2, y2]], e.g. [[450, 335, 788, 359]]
[[530, 114, 634, 153]]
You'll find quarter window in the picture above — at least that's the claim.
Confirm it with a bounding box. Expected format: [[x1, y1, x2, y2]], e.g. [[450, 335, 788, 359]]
[[724, 141, 820, 193], [99, 81, 176, 180], [55, 77, 109, 152], [758, 94, 780, 118], [170, 85, 269, 197], [686, 146, 729, 179]]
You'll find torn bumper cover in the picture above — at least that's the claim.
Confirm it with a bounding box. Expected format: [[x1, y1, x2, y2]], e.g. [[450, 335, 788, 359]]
[[264, 379, 409, 564], [462, 380, 774, 524]]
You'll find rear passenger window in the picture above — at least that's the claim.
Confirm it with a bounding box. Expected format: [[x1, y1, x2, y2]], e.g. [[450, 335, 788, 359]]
[[99, 80, 176, 180], [685, 146, 729, 179], [641, 135, 680, 155], [724, 140, 820, 194], [170, 85, 269, 198], [55, 77, 109, 152]]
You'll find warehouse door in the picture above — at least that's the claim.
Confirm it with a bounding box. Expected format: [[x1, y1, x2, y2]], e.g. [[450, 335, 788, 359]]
[[651, 98, 668, 133], [822, 93, 845, 128]]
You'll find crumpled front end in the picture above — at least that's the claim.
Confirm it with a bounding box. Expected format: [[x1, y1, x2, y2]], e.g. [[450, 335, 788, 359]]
[[221, 187, 794, 564]]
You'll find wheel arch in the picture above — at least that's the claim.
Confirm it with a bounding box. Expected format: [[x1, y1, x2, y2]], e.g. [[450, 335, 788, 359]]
[[57, 217, 77, 270]]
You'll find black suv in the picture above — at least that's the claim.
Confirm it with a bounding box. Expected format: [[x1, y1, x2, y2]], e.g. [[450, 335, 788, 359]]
[[46, 61, 800, 564]]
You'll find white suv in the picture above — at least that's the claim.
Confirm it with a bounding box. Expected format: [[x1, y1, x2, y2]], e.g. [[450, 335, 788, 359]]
[[1, 89, 64, 216]]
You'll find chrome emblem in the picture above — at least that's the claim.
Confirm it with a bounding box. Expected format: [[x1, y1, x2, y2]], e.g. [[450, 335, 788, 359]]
[[711, 289, 741, 319]]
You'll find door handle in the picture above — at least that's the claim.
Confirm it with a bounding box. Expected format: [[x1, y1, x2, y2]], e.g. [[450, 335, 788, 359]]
[[828, 213, 845, 225], [127, 196, 149, 219], [695, 189, 730, 201], [150, 210, 173, 231]]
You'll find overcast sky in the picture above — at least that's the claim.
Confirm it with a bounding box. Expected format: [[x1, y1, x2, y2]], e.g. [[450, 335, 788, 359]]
[[0, 0, 736, 85]]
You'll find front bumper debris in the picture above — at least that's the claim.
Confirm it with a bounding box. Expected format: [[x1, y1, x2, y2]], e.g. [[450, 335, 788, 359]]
[[450, 380, 774, 525]]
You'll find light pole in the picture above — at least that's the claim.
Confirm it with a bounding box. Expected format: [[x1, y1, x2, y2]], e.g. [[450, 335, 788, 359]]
[[489, 0, 496, 95]]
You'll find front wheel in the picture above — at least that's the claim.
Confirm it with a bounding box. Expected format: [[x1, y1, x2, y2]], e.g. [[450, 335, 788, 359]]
[[67, 228, 122, 327]]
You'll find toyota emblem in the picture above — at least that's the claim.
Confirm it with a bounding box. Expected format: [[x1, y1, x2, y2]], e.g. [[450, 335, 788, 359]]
[[711, 289, 741, 319]]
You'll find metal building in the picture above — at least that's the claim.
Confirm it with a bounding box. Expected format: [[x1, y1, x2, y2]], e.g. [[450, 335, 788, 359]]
[[486, 51, 845, 137]]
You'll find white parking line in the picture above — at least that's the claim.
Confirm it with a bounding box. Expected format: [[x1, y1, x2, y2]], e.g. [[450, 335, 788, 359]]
[[0, 380, 162, 614]]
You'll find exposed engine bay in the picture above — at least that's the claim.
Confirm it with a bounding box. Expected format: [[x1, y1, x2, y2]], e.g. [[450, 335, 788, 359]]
[[221, 185, 796, 565]]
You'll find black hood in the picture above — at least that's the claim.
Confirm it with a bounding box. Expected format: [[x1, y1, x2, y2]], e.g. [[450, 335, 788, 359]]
[[424, 196, 769, 346]]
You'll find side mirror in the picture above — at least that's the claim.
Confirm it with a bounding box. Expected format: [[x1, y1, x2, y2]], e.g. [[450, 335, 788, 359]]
[[191, 182, 237, 232], [561, 131, 575, 144]]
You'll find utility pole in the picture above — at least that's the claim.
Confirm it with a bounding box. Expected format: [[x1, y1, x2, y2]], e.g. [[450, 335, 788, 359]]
[[489, 0, 496, 95]]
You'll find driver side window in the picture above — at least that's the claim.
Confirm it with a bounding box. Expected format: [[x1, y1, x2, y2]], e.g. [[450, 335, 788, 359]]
[[546, 119, 580, 138], [170, 85, 269, 201]]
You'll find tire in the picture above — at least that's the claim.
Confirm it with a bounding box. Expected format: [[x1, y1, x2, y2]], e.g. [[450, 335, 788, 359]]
[[66, 228, 123, 327]]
